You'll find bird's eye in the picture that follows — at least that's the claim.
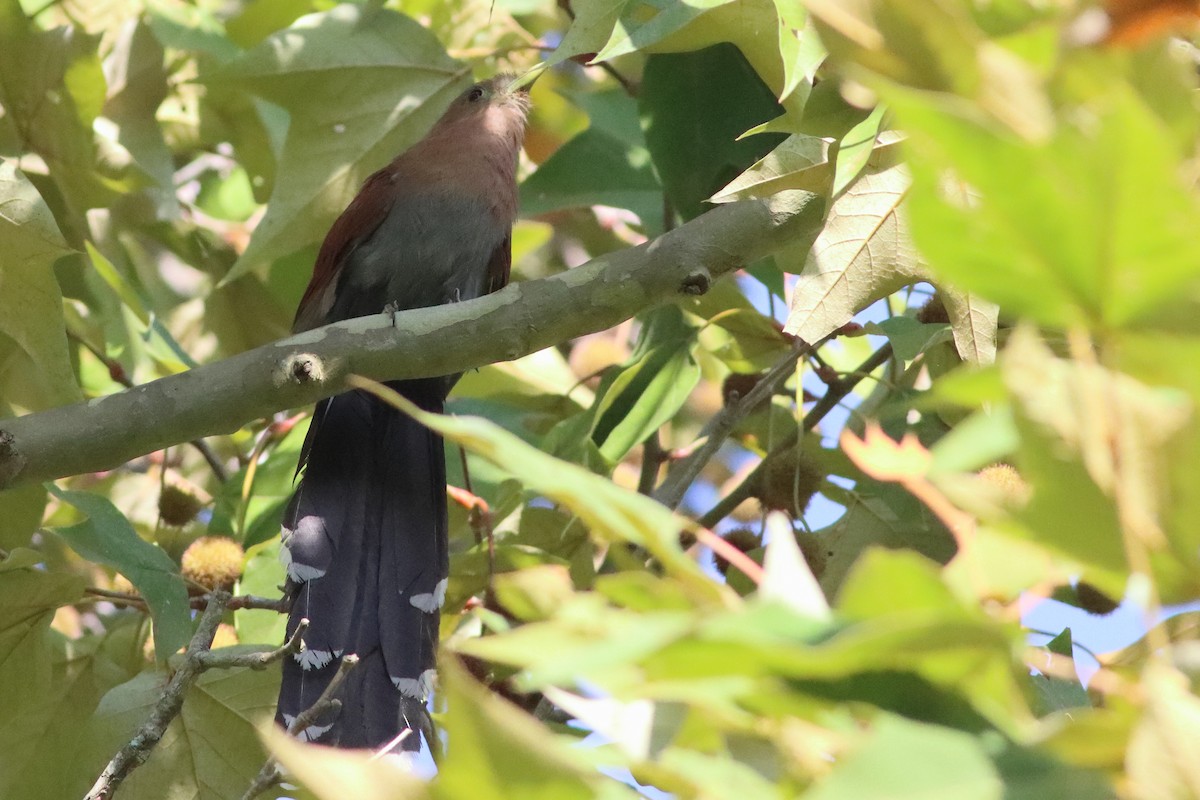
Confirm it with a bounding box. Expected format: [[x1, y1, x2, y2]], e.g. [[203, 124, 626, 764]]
[[467, 86, 485, 102]]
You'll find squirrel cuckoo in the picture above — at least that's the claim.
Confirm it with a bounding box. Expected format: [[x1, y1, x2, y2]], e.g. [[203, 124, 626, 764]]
[[276, 75, 530, 751]]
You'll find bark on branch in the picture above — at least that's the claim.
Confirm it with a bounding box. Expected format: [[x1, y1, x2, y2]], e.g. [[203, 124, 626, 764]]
[[0, 192, 823, 490]]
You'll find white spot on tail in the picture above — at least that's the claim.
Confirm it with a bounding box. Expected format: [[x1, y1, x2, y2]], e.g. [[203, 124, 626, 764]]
[[294, 648, 342, 671], [280, 543, 326, 582], [393, 668, 437, 700], [282, 714, 334, 742], [408, 578, 447, 613]]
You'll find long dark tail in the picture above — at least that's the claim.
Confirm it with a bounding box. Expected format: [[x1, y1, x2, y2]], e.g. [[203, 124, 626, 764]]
[[275, 379, 448, 751]]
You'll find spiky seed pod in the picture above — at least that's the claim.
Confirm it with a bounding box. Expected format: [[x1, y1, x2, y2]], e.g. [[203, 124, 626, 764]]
[[713, 527, 762, 576], [916, 291, 950, 324], [977, 463, 1031, 507], [158, 482, 204, 527], [722, 372, 763, 406], [181, 536, 245, 590], [1074, 582, 1120, 616], [796, 533, 828, 580], [755, 450, 823, 517]]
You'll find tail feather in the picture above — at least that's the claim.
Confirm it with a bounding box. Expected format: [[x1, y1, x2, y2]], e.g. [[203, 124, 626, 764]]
[[276, 380, 447, 751]]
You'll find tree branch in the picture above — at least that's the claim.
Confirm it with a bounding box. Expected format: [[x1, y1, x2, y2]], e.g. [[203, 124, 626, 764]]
[[697, 343, 894, 529], [0, 193, 824, 490], [654, 339, 812, 510], [85, 591, 231, 800]]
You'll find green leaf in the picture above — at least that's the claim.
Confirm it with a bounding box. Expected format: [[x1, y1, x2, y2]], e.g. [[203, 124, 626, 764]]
[[591, 306, 701, 463], [0, 159, 80, 409], [1127, 665, 1200, 800], [782, 159, 917, 340], [0, 620, 144, 799], [709, 134, 834, 203], [805, 715, 1003, 800], [519, 130, 662, 232], [897, 81, 1200, 333], [83, 658, 284, 800], [1029, 628, 1090, 716], [0, 484, 48, 550], [263, 724, 427, 800], [49, 486, 191, 660], [101, 19, 174, 192], [1003, 329, 1190, 596], [0, 8, 128, 207], [435, 658, 634, 800], [353, 378, 721, 592], [868, 317, 950, 362], [641, 44, 786, 221], [220, 4, 470, 281], [595, 0, 735, 62]]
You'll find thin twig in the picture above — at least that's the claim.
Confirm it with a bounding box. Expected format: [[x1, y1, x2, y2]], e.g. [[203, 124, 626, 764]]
[[698, 344, 894, 529], [240, 654, 361, 800], [67, 330, 230, 482], [86, 587, 289, 614], [84, 591, 232, 800], [656, 340, 811, 510], [637, 432, 666, 495], [195, 619, 307, 670], [691, 526, 765, 585]]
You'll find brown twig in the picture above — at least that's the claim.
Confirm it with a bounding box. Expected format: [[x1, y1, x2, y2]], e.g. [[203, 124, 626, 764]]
[[84, 591, 231, 800], [195, 619, 307, 670], [240, 654, 361, 800], [656, 340, 812, 511], [67, 330, 230, 482], [697, 343, 894, 529]]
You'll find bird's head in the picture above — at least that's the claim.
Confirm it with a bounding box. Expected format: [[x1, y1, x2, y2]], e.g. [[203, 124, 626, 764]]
[[433, 74, 532, 145]]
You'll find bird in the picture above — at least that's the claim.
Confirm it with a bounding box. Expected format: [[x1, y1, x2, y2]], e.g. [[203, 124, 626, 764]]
[[274, 74, 531, 752]]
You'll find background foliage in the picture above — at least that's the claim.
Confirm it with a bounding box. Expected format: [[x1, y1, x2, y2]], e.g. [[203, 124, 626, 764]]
[[2, 0, 1200, 798]]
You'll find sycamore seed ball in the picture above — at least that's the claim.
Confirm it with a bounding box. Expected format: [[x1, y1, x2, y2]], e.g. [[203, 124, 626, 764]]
[[159, 482, 204, 527], [181, 536, 245, 589]]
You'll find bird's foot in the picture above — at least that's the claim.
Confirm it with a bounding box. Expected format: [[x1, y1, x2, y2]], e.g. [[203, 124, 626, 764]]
[[383, 300, 401, 326]]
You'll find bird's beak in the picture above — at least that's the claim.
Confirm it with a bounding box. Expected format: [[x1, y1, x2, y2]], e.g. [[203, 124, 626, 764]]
[[505, 64, 545, 95]]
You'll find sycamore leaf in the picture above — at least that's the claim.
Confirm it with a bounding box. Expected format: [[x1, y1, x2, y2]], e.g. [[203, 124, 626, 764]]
[[0, 160, 81, 409], [219, 5, 470, 282], [783, 159, 997, 363]]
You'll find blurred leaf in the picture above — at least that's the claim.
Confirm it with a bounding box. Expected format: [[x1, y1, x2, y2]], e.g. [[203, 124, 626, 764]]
[[0, 160, 81, 409], [436, 658, 634, 800], [898, 81, 1200, 333], [263, 723, 426, 800], [761, 512, 829, 619], [355, 378, 722, 592], [641, 44, 786, 220], [805, 0, 1051, 140], [83, 657, 283, 800], [1127, 665, 1200, 800], [1029, 628, 1091, 716], [234, 540, 288, 646], [49, 486, 191, 660], [101, 19, 174, 194], [818, 480, 956, 599], [0, 5, 128, 207], [220, 4, 470, 281], [805, 714, 1002, 800], [595, 0, 735, 61], [1004, 329, 1191, 596]]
